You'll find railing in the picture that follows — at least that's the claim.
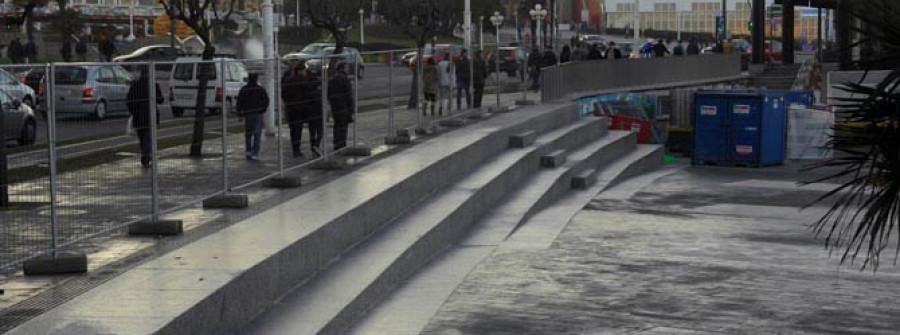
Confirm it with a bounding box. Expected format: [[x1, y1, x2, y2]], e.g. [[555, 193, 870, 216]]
[[540, 53, 744, 103], [0, 49, 526, 274]]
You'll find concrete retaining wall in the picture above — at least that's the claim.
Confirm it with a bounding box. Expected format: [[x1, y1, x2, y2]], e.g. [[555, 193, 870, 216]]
[[541, 54, 743, 102]]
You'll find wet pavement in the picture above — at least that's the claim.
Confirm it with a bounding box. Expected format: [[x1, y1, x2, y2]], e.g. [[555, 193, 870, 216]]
[[419, 164, 900, 334]]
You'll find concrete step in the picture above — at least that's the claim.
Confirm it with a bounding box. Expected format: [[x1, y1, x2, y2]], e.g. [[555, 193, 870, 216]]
[[6, 102, 583, 335], [572, 168, 599, 189], [460, 130, 635, 247], [349, 143, 662, 335], [244, 116, 611, 335], [503, 144, 665, 250], [540, 149, 568, 168]]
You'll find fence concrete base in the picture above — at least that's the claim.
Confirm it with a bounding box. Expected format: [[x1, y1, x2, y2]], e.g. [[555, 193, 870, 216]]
[[466, 111, 488, 119], [516, 99, 537, 106], [203, 194, 250, 209], [310, 159, 345, 171], [385, 136, 412, 145], [439, 119, 467, 127], [414, 126, 431, 135], [343, 147, 373, 157], [489, 106, 511, 113], [264, 176, 303, 189], [23, 253, 88, 276], [128, 220, 184, 236]]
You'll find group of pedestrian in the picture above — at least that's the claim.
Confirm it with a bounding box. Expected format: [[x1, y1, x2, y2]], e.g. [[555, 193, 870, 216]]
[[278, 60, 356, 158], [642, 39, 702, 58], [421, 49, 491, 115], [6, 37, 37, 64], [128, 61, 357, 166]]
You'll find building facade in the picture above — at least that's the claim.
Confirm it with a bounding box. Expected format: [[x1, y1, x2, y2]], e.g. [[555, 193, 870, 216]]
[[602, 0, 831, 43]]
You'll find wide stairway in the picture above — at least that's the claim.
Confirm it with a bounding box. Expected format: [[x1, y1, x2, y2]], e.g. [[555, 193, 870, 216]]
[[8, 102, 661, 335], [244, 108, 662, 334], [747, 63, 802, 90]]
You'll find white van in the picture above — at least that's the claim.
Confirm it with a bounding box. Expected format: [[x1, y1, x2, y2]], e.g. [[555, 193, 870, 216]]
[[168, 57, 248, 117]]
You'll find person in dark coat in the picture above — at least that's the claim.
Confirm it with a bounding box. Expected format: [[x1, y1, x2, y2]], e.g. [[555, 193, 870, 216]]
[[542, 49, 558, 67], [236, 73, 270, 160], [606, 42, 623, 59], [559, 45, 571, 63], [587, 44, 602, 60], [527, 49, 541, 90], [127, 67, 164, 168], [60, 40, 72, 62], [7, 38, 23, 64], [75, 38, 87, 61], [686, 39, 701, 55], [653, 39, 669, 58], [327, 63, 354, 151], [673, 40, 685, 56], [281, 62, 306, 157], [24, 39, 37, 64], [99, 35, 116, 62], [298, 64, 323, 156], [454, 49, 472, 110], [472, 51, 488, 109]]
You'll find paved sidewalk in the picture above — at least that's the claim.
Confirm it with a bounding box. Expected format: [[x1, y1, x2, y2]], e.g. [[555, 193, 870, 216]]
[[0, 89, 538, 331], [419, 164, 900, 334]]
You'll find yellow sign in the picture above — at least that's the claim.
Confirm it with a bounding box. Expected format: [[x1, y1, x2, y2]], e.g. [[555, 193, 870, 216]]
[[154, 14, 194, 38]]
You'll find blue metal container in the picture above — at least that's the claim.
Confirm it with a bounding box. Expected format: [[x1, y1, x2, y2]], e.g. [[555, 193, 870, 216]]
[[781, 90, 814, 108], [693, 91, 787, 167]]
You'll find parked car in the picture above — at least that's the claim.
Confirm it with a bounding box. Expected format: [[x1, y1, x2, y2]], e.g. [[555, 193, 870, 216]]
[[1, 88, 37, 146], [282, 43, 335, 63], [408, 44, 465, 69], [304, 47, 365, 79], [19, 66, 44, 94], [113, 45, 184, 71], [488, 47, 528, 77], [169, 57, 248, 117], [400, 51, 417, 65], [0, 68, 35, 108], [38, 64, 132, 119], [580, 34, 605, 46]]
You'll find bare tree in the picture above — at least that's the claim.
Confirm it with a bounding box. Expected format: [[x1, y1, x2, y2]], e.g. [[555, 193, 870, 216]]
[[10, 0, 47, 40], [302, 0, 364, 56], [382, 0, 460, 109], [160, 0, 235, 156]]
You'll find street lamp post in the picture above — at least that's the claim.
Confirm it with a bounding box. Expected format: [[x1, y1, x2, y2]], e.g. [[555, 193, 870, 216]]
[[359, 8, 365, 45], [127, 0, 136, 41], [479, 15, 484, 51], [530, 4, 547, 52], [490, 12, 504, 111], [633, 0, 640, 41]]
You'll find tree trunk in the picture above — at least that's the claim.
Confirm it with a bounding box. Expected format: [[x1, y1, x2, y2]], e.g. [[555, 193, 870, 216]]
[[25, 8, 34, 41], [406, 47, 422, 110], [189, 45, 215, 157]]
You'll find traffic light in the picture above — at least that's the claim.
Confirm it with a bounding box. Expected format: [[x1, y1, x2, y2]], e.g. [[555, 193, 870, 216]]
[[748, 19, 753, 32]]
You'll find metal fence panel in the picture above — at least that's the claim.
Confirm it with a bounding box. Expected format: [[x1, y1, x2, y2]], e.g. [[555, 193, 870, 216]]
[[0, 64, 53, 270]]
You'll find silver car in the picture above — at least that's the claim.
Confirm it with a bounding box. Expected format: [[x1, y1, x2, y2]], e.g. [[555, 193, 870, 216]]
[[1, 88, 37, 146], [40, 65, 132, 119], [0, 68, 35, 108]]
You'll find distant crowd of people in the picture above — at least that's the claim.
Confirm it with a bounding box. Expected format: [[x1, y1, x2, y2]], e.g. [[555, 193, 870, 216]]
[[419, 49, 492, 116], [4, 34, 118, 64]]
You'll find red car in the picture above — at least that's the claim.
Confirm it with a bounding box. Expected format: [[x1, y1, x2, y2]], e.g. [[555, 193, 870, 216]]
[[408, 44, 465, 68]]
